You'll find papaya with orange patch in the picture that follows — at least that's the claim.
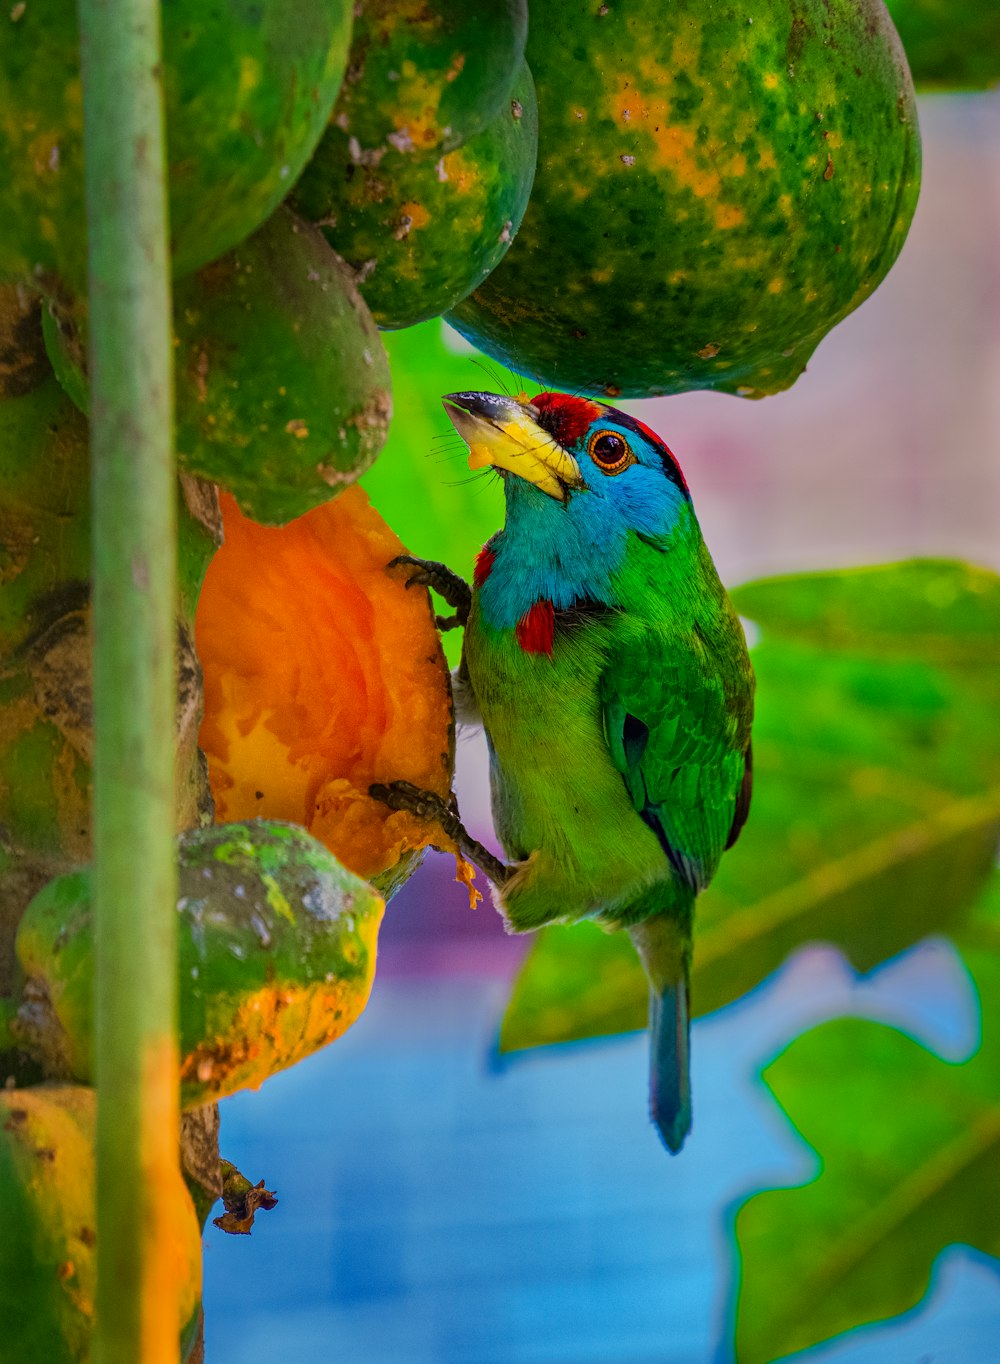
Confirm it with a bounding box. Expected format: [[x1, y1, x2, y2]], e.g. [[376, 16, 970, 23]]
[[15, 823, 383, 1109], [448, 0, 921, 399], [293, 61, 537, 329], [195, 486, 459, 901], [0, 1084, 202, 1361], [327, 0, 527, 159]]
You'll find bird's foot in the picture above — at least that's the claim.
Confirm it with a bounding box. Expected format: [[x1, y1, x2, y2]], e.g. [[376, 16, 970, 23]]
[[368, 779, 509, 887], [386, 555, 471, 632]]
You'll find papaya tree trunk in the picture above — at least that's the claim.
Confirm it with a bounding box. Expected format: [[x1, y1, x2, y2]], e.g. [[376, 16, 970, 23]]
[[77, 0, 180, 1357]]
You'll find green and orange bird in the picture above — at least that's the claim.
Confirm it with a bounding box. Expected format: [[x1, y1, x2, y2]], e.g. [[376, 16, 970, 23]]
[[376, 389, 754, 1153]]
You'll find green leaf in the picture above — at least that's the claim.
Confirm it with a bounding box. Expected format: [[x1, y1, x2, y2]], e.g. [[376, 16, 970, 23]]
[[500, 560, 1000, 1052], [733, 870, 1000, 1363], [362, 321, 506, 665]]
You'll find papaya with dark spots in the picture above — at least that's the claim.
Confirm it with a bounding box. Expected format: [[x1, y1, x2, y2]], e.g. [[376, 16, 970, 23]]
[[0, 284, 49, 398], [42, 208, 392, 526], [0, 1084, 203, 1361], [0, 376, 218, 1029], [0, 0, 353, 299], [448, 0, 921, 400], [329, 0, 527, 159], [15, 822, 384, 1109], [293, 61, 537, 328]]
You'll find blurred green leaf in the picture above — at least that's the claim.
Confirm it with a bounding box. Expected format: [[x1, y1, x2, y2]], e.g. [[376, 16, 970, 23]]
[[362, 321, 506, 664], [885, 0, 1000, 91], [733, 870, 1000, 1363], [501, 560, 1000, 1052]]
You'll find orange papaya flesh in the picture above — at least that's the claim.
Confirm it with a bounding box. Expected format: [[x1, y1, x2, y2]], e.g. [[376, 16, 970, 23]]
[[15, 823, 384, 1109], [448, 0, 921, 400], [329, 0, 527, 157], [0, 1084, 202, 1361], [196, 487, 462, 897], [0, 0, 353, 298], [293, 60, 538, 329]]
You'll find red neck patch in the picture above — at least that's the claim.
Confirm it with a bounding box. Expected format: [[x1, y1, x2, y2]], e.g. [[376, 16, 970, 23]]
[[516, 599, 555, 656], [531, 392, 601, 447], [474, 544, 496, 589]]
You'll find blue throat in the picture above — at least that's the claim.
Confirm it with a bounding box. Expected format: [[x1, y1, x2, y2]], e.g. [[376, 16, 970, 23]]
[[476, 476, 631, 631], [474, 477, 633, 630]]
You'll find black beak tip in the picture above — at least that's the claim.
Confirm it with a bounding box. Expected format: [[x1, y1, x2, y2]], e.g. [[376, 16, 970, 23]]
[[442, 390, 521, 423]]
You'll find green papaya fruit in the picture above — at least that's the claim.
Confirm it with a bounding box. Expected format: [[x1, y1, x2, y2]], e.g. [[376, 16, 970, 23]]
[[44, 208, 392, 525], [331, 0, 527, 157], [448, 0, 921, 400], [0, 0, 353, 297], [293, 60, 538, 329], [15, 821, 384, 1109]]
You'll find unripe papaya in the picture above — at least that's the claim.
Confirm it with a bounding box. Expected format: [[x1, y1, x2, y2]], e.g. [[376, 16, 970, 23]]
[[15, 822, 384, 1109], [0, 0, 354, 297], [448, 0, 921, 400], [294, 61, 538, 329], [330, 0, 527, 157], [43, 208, 392, 525]]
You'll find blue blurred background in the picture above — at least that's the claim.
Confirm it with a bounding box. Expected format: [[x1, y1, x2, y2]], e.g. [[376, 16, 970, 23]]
[[203, 90, 1000, 1362]]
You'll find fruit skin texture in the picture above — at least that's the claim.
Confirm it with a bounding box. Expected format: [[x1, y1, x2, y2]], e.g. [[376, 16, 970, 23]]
[[0, 1085, 202, 1361], [196, 488, 457, 900], [0, 377, 217, 1017], [15, 823, 384, 1109], [292, 60, 538, 329], [330, 0, 528, 156], [448, 0, 921, 400], [43, 208, 392, 526], [0, 0, 353, 298]]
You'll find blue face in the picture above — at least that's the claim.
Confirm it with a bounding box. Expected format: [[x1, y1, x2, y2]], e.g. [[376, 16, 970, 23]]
[[484, 398, 696, 623]]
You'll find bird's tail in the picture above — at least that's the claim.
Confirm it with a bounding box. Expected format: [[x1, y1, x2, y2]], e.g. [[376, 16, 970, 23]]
[[628, 915, 692, 1154]]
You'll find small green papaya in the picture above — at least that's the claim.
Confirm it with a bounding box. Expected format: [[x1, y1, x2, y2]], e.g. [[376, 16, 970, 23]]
[[0, 0, 353, 297], [44, 208, 392, 525], [293, 61, 537, 328], [15, 822, 384, 1109], [0, 1084, 203, 1362], [331, 0, 527, 157], [448, 0, 921, 400]]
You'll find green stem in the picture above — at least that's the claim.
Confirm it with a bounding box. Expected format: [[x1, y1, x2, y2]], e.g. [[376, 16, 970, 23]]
[[77, 0, 179, 1359]]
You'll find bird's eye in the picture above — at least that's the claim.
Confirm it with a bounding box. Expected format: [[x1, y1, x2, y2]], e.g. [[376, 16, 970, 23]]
[[587, 429, 633, 474]]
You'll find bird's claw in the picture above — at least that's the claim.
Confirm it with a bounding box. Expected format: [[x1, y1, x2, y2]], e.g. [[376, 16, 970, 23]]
[[386, 555, 471, 627], [367, 779, 510, 888]]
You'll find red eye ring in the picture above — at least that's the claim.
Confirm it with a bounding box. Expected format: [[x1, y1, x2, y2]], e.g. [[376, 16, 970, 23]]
[[587, 429, 634, 475]]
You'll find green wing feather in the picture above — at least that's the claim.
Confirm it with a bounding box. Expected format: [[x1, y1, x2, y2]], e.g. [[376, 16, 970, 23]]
[[600, 595, 753, 894]]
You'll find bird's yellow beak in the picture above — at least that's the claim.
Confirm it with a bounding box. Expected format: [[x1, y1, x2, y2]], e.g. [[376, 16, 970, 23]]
[[443, 391, 585, 501]]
